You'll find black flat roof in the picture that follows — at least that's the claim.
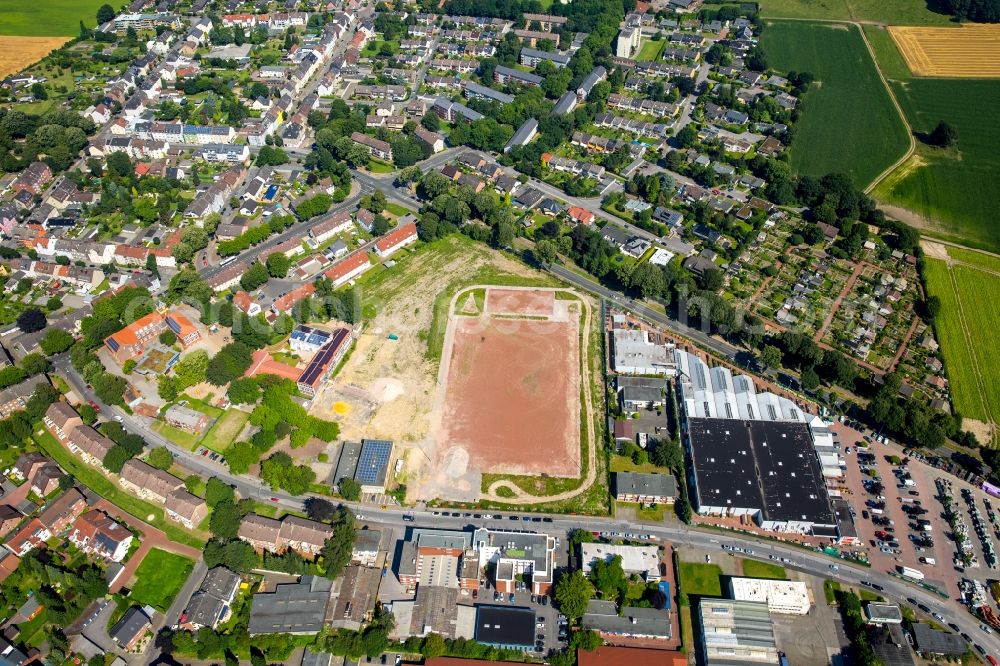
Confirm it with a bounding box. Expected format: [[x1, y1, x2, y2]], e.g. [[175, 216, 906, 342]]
[[298, 328, 349, 387], [688, 417, 835, 525], [475, 606, 535, 647]]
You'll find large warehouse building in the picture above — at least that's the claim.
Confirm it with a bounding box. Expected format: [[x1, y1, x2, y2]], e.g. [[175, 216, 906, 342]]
[[675, 350, 837, 535]]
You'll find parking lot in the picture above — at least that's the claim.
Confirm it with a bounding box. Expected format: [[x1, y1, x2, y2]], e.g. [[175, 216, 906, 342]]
[[835, 422, 959, 597]]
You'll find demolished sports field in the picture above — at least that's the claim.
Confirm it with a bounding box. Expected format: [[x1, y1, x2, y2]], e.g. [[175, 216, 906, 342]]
[[438, 288, 581, 479]]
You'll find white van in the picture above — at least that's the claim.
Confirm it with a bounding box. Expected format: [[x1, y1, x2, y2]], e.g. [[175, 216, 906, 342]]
[[920, 557, 937, 565]]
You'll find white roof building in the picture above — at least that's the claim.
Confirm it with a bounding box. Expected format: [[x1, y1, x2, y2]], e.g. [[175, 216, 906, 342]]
[[612, 329, 675, 376], [727, 577, 811, 615], [579, 543, 660, 580]]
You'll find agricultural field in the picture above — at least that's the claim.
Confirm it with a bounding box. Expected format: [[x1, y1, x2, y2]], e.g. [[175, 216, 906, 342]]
[[759, 21, 909, 188], [922, 253, 1000, 438], [888, 25, 1000, 78], [872, 76, 1000, 253], [0, 0, 111, 36], [129, 549, 195, 611], [754, 0, 954, 23], [0, 36, 69, 79]]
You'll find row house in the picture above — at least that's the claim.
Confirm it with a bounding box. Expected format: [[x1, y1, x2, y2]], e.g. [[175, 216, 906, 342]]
[[309, 210, 354, 244], [119, 459, 183, 503], [350, 132, 393, 161], [68, 425, 116, 467], [432, 98, 484, 123], [165, 488, 209, 528], [400, 38, 433, 51], [34, 237, 116, 265], [366, 115, 406, 131], [351, 85, 408, 101], [572, 131, 634, 155], [325, 250, 372, 288], [10, 162, 53, 196], [5, 488, 87, 556], [238, 514, 333, 558], [634, 60, 698, 79], [12, 452, 63, 496], [185, 167, 246, 219], [206, 262, 245, 292], [197, 143, 251, 164], [44, 402, 83, 443], [425, 75, 461, 90], [541, 154, 606, 180], [69, 511, 133, 562], [607, 94, 680, 118], [374, 221, 418, 258], [429, 59, 477, 74], [594, 112, 670, 138], [221, 13, 257, 28], [90, 137, 169, 160]]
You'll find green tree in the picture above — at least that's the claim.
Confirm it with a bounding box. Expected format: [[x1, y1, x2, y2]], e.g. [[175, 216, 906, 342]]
[[320, 507, 355, 578], [534, 239, 558, 266], [651, 439, 682, 471], [160, 330, 177, 346], [759, 344, 782, 371], [102, 444, 133, 473], [209, 500, 243, 539], [174, 350, 210, 388], [96, 3, 115, 23], [240, 262, 270, 291], [92, 373, 126, 406], [46, 297, 62, 311], [338, 477, 360, 501], [225, 441, 261, 475], [930, 120, 958, 148], [554, 570, 593, 621], [265, 252, 292, 278], [40, 328, 74, 355], [205, 477, 236, 508], [227, 377, 261, 405], [17, 308, 47, 333], [147, 447, 173, 470], [588, 555, 627, 603], [158, 375, 179, 402]]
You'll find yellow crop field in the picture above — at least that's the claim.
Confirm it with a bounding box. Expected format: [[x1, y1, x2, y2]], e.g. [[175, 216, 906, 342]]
[[889, 25, 1000, 78], [0, 36, 69, 78]]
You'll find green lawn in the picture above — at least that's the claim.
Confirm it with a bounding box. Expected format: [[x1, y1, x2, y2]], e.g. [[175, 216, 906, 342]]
[[872, 77, 1000, 253], [151, 421, 201, 450], [635, 38, 665, 62], [201, 410, 250, 453], [0, 0, 112, 35], [129, 549, 194, 611], [678, 561, 723, 604], [609, 454, 666, 474], [385, 203, 410, 216], [760, 21, 909, 188], [32, 429, 205, 548], [741, 560, 787, 579], [367, 159, 395, 174], [922, 258, 998, 426], [755, 0, 954, 23]]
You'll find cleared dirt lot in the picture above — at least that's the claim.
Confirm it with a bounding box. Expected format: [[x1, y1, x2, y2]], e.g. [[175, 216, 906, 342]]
[[439, 292, 580, 478], [889, 25, 1000, 77], [308, 236, 556, 501]]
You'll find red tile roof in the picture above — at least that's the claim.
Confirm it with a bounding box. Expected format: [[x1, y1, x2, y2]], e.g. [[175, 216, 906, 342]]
[[271, 283, 315, 313], [325, 251, 371, 282], [375, 223, 417, 253]]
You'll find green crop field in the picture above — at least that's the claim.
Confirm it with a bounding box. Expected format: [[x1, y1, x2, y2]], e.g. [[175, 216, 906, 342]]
[[922, 258, 1000, 429], [755, 0, 954, 23], [0, 0, 112, 36], [861, 25, 912, 81], [871, 76, 1000, 253], [760, 21, 909, 188], [130, 549, 194, 611]]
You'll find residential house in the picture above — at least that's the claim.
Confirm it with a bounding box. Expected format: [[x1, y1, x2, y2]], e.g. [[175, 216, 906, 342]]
[[69, 510, 134, 562]]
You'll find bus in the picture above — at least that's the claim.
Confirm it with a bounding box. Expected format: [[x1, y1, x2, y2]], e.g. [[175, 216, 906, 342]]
[[220, 255, 238, 267]]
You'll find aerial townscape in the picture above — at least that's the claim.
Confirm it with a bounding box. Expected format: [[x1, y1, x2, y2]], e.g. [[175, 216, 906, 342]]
[[0, 0, 998, 664]]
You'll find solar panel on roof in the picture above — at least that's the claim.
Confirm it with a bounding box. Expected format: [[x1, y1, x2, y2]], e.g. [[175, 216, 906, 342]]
[[356, 440, 391, 485]]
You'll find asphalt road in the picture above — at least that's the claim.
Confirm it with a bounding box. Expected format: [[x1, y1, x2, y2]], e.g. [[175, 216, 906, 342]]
[[547, 264, 739, 359], [51, 354, 1000, 659]]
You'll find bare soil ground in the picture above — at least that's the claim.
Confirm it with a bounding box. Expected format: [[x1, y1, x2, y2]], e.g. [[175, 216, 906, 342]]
[[308, 238, 545, 500], [486, 288, 555, 317], [440, 309, 580, 477]]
